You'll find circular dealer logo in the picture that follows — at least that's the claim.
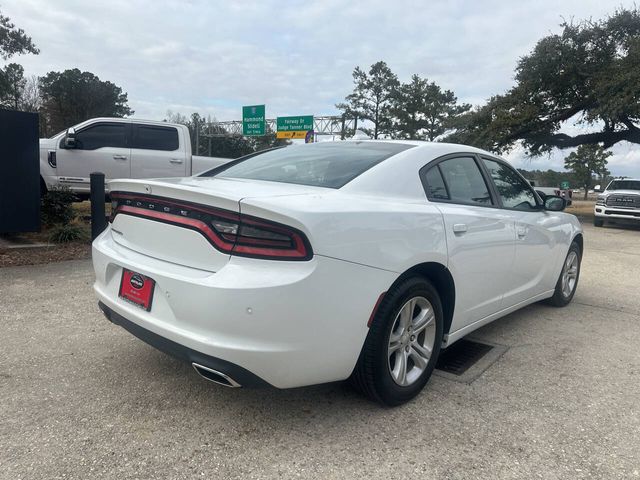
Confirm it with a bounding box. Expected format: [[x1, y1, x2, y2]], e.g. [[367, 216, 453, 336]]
[[130, 274, 145, 290]]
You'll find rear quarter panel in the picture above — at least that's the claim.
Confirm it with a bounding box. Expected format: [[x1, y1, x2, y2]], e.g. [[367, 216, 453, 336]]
[[239, 193, 448, 274]]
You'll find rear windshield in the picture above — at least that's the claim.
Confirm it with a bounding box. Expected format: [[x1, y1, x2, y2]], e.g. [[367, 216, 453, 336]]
[[608, 180, 640, 191], [201, 142, 414, 188]]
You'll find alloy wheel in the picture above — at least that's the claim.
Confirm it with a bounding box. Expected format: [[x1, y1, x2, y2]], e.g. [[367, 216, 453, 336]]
[[387, 296, 436, 386], [561, 251, 579, 298]]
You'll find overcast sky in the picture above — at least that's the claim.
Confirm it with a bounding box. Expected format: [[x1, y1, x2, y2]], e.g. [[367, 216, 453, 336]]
[[3, 0, 639, 177]]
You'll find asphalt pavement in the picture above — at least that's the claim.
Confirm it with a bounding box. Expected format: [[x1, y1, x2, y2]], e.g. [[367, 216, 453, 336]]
[[1, 221, 638, 479]]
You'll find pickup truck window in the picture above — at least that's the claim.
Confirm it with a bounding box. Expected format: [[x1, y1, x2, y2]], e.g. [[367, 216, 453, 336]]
[[607, 180, 640, 191], [132, 125, 179, 151], [74, 123, 128, 150]]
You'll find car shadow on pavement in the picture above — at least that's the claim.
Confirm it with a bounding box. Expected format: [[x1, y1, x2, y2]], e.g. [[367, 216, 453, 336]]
[[93, 298, 583, 437], [92, 312, 535, 422]]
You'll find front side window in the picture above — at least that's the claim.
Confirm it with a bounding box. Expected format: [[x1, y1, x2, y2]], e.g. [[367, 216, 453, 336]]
[[133, 125, 179, 151], [426, 156, 493, 205], [74, 123, 127, 150], [482, 158, 539, 210]]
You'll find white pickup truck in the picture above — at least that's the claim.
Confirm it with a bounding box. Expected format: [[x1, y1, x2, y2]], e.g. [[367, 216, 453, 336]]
[[527, 180, 573, 207], [39, 117, 229, 198]]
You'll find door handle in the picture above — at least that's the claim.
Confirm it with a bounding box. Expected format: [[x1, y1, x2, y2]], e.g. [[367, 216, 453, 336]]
[[170, 158, 184, 164], [452, 223, 467, 234], [113, 155, 128, 160]]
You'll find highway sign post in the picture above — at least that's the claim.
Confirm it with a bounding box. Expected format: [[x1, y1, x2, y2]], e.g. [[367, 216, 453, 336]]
[[242, 105, 266, 136]]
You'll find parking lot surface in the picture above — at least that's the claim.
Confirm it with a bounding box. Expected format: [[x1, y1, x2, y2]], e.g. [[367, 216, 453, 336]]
[[1, 222, 639, 479]]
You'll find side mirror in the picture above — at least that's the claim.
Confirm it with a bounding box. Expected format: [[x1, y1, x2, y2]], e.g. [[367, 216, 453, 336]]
[[544, 195, 566, 212], [63, 127, 77, 149], [593, 185, 602, 193], [535, 190, 547, 200]]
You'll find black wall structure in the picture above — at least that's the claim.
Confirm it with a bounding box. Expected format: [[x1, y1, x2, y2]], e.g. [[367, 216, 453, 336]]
[[0, 109, 40, 233]]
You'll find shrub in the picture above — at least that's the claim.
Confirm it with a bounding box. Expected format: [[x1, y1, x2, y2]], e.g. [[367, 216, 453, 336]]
[[41, 187, 76, 226], [48, 223, 89, 244]]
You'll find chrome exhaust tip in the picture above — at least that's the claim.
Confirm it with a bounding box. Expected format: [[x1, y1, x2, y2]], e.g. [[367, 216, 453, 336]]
[[192, 363, 241, 388]]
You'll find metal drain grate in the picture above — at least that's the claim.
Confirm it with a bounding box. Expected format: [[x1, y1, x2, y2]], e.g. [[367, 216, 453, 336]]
[[436, 339, 494, 375]]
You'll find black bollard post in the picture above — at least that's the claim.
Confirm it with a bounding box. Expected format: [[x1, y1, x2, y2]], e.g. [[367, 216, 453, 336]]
[[90, 172, 106, 241]]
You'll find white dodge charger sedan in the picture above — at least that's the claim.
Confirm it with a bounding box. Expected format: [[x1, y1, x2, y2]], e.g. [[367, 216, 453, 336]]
[[93, 141, 583, 405]]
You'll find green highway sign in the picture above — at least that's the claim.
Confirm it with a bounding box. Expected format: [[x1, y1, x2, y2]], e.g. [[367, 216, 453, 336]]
[[242, 105, 266, 136], [560, 181, 570, 190], [276, 115, 314, 132]]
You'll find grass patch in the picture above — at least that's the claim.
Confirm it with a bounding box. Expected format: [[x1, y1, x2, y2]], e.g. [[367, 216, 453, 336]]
[[48, 223, 90, 244], [73, 200, 112, 218], [566, 200, 595, 219]]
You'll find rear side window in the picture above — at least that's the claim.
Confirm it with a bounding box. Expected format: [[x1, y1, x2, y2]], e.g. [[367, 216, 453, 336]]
[[424, 166, 449, 199], [75, 123, 127, 150], [132, 125, 179, 151], [206, 142, 414, 188], [426, 157, 493, 205]]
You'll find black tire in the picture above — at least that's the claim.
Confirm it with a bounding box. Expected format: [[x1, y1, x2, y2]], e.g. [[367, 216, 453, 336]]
[[546, 241, 581, 307], [594, 218, 604, 227], [351, 276, 444, 406]]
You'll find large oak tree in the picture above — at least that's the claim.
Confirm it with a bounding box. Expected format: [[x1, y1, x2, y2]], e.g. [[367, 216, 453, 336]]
[[449, 8, 640, 155]]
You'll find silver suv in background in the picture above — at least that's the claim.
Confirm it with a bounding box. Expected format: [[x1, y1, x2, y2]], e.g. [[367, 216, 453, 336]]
[[594, 179, 640, 226]]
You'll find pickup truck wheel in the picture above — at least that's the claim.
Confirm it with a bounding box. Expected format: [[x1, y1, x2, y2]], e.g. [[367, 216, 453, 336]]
[[594, 218, 604, 227], [546, 241, 581, 307], [351, 276, 443, 406]]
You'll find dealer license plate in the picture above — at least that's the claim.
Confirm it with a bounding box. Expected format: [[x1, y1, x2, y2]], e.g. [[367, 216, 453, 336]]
[[118, 269, 155, 311]]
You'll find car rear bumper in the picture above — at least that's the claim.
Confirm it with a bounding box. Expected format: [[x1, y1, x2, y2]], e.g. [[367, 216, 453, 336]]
[[98, 301, 270, 388], [92, 226, 396, 389]]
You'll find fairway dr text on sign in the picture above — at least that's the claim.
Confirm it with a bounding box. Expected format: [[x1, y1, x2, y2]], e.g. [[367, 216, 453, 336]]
[[276, 115, 313, 139]]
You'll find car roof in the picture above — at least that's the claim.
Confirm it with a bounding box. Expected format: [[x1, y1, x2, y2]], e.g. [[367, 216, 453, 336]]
[[340, 138, 487, 152]]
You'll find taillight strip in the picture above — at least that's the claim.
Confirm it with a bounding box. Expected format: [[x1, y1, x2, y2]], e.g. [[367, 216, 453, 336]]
[[116, 205, 235, 251], [110, 192, 313, 261]]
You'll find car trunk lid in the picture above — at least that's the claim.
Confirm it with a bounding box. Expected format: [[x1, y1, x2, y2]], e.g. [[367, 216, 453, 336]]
[[108, 178, 325, 271]]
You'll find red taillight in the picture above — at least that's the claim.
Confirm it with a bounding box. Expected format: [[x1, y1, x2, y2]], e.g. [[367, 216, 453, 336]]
[[110, 192, 312, 261]]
